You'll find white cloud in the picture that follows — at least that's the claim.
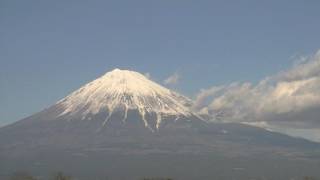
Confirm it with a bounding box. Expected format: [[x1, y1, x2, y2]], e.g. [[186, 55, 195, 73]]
[[144, 72, 151, 79], [277, 51, 320, 82], [194, 50, 320, 140], [193, 86, 225, 111], [164, 72, 180, 86]]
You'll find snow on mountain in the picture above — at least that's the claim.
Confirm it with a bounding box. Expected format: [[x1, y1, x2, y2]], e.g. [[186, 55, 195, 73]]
[[56, 69, 202, 130]]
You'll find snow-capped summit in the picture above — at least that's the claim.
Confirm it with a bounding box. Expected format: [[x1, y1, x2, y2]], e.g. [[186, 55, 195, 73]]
[[56, 69, 202, 130]]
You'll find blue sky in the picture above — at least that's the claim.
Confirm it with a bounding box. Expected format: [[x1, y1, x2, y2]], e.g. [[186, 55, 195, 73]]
[[1, 0, 320, 126]]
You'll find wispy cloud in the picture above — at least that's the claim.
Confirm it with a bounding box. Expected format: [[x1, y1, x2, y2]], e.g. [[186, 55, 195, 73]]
[[164, 72, 180, 86], [194, 50, 320, 140], [144, 72, 151, 79]]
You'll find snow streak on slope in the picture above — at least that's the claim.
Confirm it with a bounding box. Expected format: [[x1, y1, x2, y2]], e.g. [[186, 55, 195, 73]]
[[57, 69, 200, 129]]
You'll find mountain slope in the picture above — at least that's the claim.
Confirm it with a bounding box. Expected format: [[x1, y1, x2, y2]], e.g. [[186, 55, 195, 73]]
[[1, 69, 320, 180]]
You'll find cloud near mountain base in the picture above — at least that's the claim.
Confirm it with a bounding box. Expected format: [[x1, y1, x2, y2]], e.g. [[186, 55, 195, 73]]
[[194, 50, 320, 130]]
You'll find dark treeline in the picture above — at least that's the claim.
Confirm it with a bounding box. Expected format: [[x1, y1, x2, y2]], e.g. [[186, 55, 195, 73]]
[[9, 171, 173, 180], [10, 172, 72, 180], [8, 171, 318, 180]]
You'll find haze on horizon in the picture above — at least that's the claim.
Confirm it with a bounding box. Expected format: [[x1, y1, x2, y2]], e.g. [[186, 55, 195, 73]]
[[1, 0, 320, 142]]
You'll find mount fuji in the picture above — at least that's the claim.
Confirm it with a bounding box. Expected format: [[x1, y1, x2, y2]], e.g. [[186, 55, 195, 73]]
[[56, 68, 203, 131], [1, 69, 320, 180]]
